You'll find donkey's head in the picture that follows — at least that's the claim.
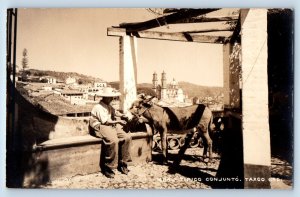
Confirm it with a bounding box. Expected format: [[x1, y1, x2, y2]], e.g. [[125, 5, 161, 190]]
[[129, 94, 156, 123]]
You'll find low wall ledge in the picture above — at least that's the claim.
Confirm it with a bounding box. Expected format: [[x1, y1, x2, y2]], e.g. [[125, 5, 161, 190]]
[[33, 131, 152, 152]]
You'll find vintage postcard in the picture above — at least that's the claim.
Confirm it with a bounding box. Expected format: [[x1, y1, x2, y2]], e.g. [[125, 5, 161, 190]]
[[6, 8, 293, 189]]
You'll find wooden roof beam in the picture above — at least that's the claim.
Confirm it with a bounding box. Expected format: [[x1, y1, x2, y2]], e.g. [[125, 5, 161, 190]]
[[118, 9, 220, 32], [173, 25, 235, 34], [174, 15, 239, 23], [107, 27, 230, 44]]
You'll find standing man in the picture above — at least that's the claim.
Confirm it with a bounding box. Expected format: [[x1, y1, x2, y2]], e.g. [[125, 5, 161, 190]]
[[89, 87, 132, 178]]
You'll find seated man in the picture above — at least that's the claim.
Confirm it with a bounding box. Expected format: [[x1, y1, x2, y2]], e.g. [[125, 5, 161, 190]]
[[89, 87, 132, 178]]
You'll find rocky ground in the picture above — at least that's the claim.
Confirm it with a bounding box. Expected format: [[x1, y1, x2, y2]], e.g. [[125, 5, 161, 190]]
[[41, 148, 292, 189], [270, 157, 293, 189]]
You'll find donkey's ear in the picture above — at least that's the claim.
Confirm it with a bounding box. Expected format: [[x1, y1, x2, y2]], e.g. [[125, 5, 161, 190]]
[[144, 96, 156, 106], [144, 95, 155, 101], [137, 93, 146, 100], [150, 96, 156, 101]]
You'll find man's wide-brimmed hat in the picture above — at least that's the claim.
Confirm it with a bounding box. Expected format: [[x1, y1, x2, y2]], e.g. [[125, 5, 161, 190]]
[[96, 87, 121, 97]]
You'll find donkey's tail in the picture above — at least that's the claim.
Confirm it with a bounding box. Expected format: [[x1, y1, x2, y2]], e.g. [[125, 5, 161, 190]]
[[209, 110, 215, 132]]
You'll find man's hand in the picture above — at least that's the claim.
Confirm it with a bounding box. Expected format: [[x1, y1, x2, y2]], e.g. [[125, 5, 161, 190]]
[[106, 119, 126, 126], [115, 110, 126, 117], [118, 120, 127, 125]]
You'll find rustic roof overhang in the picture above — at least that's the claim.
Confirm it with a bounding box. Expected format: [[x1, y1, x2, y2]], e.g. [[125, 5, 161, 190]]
[[107, 8, 241, 44]]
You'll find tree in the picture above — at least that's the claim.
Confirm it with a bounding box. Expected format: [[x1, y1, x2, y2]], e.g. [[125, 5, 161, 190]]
[[40, 78, 48, 83], [22, 48, 29, 70], [78, 79, 83, 85]]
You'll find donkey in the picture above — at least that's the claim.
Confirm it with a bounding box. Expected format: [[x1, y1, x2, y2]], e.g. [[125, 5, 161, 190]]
[[130, 95, 216, 165]]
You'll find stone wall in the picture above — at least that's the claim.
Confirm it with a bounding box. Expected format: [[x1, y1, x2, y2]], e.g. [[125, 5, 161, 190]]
[[7, 82, 152, 187]]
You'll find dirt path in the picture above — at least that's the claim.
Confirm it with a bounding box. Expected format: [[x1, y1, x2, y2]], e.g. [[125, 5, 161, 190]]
[[40, 148, 292, 189]]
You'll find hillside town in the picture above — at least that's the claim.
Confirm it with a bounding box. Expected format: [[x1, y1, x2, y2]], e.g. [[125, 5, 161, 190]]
[[13, 68, 225, 117], [13, 69, 111, 117]]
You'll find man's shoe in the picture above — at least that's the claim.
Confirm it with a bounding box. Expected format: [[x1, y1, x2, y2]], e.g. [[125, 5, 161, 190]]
[[117, 165, 129, 175], [101, 167, 115, 178]]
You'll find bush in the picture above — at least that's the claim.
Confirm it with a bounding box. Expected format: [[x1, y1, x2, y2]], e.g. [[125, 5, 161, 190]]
[[137, 87, 156, 97]]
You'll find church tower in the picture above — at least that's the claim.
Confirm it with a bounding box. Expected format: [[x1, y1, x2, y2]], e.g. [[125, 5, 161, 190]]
[[152, 72, 158, 93], [161, 71, 167, 100], [161, 71, 167, 89]]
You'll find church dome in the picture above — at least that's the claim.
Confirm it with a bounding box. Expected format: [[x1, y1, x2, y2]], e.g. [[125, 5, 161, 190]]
[[170, 78, 178, 86], [177, 88, 183, 94]]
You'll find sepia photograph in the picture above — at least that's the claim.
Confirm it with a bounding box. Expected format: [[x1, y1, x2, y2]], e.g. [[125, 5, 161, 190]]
[[6, 8, 293, 189]]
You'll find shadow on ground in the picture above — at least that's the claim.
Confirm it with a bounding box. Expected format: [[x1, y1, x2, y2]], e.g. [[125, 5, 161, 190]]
[[151, 115, 244, 189]]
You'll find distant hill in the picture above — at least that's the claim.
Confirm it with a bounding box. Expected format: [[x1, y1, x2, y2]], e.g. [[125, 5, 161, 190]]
[[108, 81, 120, 89], [109, 81, 224, 98], [23, 69, 104, 84], [109, 82, 156, 96], [108, 82, 153, 90], [178, 81, 224, 98]]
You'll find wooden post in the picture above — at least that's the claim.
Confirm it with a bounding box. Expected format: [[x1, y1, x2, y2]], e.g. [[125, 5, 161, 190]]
[[241, 9, 270, 188], [223, 43, 231, 107], [119, 36, 138, 112], [223, 42, 241, 109]]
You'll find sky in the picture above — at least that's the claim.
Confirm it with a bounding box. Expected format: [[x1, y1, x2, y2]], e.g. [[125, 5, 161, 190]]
[[16, 8, 224, 86]]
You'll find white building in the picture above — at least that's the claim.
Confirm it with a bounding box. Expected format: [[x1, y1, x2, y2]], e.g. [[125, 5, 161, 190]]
[[94, 82, 107, 88], [42, 86, 52, 91], [48, 77, 57, 84], [40, 76, 57, 84], [60, 90, 86, 105], [65, 76, 76, 85]]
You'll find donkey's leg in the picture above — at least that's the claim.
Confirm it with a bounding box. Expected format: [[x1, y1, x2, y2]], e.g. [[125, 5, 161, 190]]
[[173, 128, 196, 166], [202, 136, 208, 158], [159, 127, 168, 164], [202, 129, 213, 160], [199, 107, 214, 161]]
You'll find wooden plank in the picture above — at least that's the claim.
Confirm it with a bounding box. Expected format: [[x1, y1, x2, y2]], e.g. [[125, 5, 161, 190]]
[[108, 26, 234, 36], [108, 27, 230, 44], [118, 9, 220, 32], [183, 28, 233, 34], [150, 22, 236, 33], [118, 16, 238, 29], [135, 31, 229, 43], [175, 16, 239, 23], [107, 27, 127, 36], [162, 8, 240, 22]]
